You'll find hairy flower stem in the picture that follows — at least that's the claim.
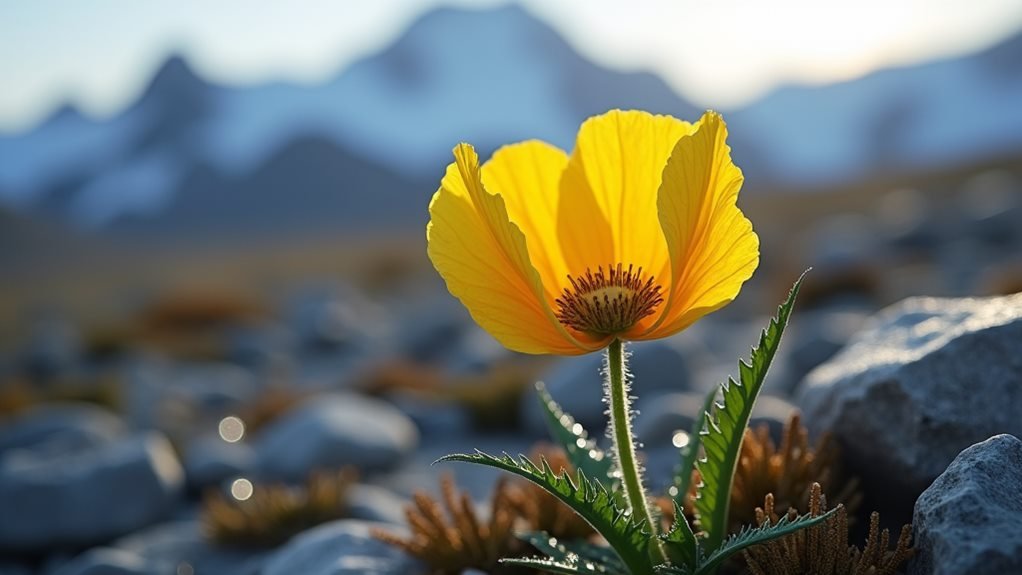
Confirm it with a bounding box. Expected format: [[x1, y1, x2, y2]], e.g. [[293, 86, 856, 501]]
[[606, 339, 667, 565]]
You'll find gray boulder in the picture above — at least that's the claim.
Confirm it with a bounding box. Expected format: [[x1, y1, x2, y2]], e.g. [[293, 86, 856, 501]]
[[183, 435, 257, 490], [0, 403, 126, 454], [0, 432, 184, 550], [345, 485, 408, 525], [111, 520, 267, 575], [49, 548, 148, 575], [522, 341, 691, 435], [797, 293, 1022, 506], [262, 520, 425, 575], [255, 394, 418, 479], [910, 434, 1022, 575], [634, 392, 797, 446]]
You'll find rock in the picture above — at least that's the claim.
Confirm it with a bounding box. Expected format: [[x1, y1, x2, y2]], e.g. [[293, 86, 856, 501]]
[[958, 169, 1021, 249], [49, 548, 147, 575], [20, 316, 82, 380], [397, 296, 471, 364], [124, 359, 262, 440], [786, 306, 869, 385], [112, 520, 267, 575], [797, 293, 1022, 509], [287, 286, 390, 353], [0, 403, 126, 454], [254, 393, 418, 479], [183, 435, 257, 490], [875, 187, 940, 252], [389, 397, 472, 436], [225, 323, 296, 370], [345, 485, 407, 525], [910, 434, 1022, 575], [0, 432, 184, 551], [262, 520, 425, 575], [634, 392, 798, 446], [521, 341, 691, 435]]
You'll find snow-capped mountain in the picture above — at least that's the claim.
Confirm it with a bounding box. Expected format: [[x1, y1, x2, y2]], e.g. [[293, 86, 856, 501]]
[[0, 4, 1020, 234], [727, 31, 1022, 185]]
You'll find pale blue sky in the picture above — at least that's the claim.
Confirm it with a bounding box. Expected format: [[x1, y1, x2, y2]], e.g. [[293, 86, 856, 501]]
[[1, 0, 1020, 133]]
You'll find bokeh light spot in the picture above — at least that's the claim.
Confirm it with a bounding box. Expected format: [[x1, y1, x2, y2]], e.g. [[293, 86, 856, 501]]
[[219, 415, 246, 443]]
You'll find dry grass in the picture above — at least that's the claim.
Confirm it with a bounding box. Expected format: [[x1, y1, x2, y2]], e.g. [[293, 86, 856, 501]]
[[743, 483, 913, 575], [202, 468, 358, 548], [372, 474, 525, 575]]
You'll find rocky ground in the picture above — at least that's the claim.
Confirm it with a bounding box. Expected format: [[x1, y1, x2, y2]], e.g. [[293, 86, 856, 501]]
[[1, 172, 1021, 574]]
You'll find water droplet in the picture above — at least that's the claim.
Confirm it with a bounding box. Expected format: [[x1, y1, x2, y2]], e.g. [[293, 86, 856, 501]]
[[672, 431, 691, 449], [571, 423, 583, 435], [668, 486, 679, 497], [575, 438, 587, 448], [231, 477, 253, 501], [218, 416, 246, 443]]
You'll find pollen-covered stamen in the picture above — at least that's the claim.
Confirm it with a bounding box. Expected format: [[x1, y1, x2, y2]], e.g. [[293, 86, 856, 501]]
[[555, 263, 664, 336]]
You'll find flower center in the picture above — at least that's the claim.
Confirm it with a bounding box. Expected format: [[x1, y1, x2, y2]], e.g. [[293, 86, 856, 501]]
[[555, 264, 664, 336]]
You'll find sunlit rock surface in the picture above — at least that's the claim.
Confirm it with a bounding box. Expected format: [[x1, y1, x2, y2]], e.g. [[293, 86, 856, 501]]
[[261, 520, 425, 575], [254, 393, 418, 480], [910, 434, 1022, 575], [797, 293, 1022, 510], [0, 432, 183, 550]]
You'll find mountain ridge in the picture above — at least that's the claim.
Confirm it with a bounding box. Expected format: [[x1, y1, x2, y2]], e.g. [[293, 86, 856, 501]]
[[0, 4, 1020, 239]]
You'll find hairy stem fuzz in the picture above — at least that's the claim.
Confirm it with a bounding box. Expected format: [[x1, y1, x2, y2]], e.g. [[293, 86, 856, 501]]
[[605, 339, 667, 564]]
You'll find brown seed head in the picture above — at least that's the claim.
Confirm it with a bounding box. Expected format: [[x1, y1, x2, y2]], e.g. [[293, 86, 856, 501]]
[[555, 263, 664, 336]]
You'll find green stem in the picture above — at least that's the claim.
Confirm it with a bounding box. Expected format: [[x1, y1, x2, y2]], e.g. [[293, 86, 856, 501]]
[[606, 339, 667, 565]]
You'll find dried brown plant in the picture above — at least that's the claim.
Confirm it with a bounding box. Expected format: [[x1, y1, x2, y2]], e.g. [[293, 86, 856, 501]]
[[372, 474, 527, 575], [743, 483, 913, 575], [507, 444, 595, 540], [729, 413, 860, 529], [674, 413, 860, 533], [202, 468, 357, 548]]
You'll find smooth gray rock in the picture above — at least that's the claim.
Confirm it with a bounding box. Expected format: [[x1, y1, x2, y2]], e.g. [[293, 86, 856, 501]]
[[183, 435, 257, 490], [910, 434, 1022, 575], [345, 485, 407, 525], [634, 392, 798, 447], [112, 520, 267, 575], [20, 316, 82, 379], [522, 341, 691, 434], [124, 359, 262, 436], [49, 548, 147, 575], [255, 394, 418, 479], [797, 293, 1022, 506], [0, 403, 126, 454], [262, 520, 425, 575], [0, 432, 184, 550]]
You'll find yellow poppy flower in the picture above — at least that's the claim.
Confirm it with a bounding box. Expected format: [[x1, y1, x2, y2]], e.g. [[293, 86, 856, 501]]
[[426, 110, 759, 355]]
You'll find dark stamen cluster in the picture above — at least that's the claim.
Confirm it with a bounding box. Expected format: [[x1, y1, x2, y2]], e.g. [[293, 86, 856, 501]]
[[555, 263, 664, 336]]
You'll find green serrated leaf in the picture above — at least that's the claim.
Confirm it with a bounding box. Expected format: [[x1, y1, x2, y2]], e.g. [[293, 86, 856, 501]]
[[693, 506, 838, 575], [670, 387, 717, 511], [438, 450, 654, 575], [500, 555, 618, 574], [518, 531, 628, 574], [536, 381, 618, 487], [693, 273, 806, 552], [661, 501, 699, 570], [654, 566, 692, 575]]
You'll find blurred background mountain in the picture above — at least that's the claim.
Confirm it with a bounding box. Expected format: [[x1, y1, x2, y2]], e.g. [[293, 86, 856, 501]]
[[2, 1, 1022, 342]]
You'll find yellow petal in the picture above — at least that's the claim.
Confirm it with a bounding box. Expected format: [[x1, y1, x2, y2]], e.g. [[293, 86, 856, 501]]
[[559, 110, 696, 283], [642, 111, 759, 339], [427, 143, 593, 355], [481, 141, 570, 301]]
